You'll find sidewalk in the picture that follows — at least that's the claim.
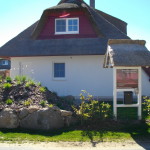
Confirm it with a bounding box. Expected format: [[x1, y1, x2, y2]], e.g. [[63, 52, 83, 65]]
[[0, 142, 150, 150]]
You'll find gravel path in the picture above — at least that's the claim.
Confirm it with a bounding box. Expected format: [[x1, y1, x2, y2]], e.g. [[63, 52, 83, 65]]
[[0, 142, 150, 150]]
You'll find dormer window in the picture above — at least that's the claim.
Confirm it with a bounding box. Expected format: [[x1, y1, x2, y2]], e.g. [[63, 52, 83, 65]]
[[55, 18, 79, 34]]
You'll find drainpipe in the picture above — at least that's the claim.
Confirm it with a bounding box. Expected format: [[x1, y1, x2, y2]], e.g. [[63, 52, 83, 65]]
[[90, 0, 95, 8]]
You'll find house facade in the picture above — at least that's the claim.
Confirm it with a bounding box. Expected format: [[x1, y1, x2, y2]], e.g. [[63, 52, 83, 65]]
[[0, 0, 150, 97]]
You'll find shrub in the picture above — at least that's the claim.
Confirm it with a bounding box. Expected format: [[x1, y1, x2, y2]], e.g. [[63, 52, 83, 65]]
[[143, 97, 150, 116], [5, 76, 12, 83], [39, 87, 46, 93], [39, 100, 47, 107], [6, 99, 13, 105], [3, 83, 12, 89], [73, 90, 111, 125]]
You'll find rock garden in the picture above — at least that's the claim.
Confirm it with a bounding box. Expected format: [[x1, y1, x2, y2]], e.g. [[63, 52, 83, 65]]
[[0, 76, 75, 130]]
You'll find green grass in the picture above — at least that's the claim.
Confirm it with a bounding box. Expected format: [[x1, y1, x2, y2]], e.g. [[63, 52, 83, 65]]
[[0, 121, 149, 143], [0, 102, 149, 143]]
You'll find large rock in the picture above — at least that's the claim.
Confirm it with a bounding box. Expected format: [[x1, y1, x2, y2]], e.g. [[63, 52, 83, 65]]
[[19, 108, 29, 119], [61, 110, 73, 117], [0, 108, 19, 128], [20, 107, 64, 130]]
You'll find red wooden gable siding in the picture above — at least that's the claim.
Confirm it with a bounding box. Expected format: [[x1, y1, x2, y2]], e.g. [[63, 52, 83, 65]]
[[38, 10, 97, 39]]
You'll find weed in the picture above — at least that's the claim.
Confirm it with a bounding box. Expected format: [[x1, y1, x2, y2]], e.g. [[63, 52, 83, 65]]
[[39, 100, 47, 107], [6, 99, 13, 105], [15, 76, 27, 83], [5, 76, 12, 83], [49, 104, 54, 108], [39, 87, 46, 93], [23, 99, 32, 107], [25, 80, 35, 88], [3, 83, 12, 90]]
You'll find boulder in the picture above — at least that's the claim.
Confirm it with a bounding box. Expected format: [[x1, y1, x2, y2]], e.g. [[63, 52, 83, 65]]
[[0, 108, 19, 128], [60, 110, 73, 117], [28, 105, 39, 113], [20, 107, 64, 130], [19, 108, 29, 119]]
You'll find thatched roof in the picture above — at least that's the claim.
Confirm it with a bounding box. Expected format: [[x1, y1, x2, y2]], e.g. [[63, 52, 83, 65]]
[[0, 0, 129, 57], [104, 39, 150, 67]]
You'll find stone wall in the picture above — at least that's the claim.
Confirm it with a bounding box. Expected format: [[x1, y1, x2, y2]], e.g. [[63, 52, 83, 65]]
[[0, 106, 75, 130]]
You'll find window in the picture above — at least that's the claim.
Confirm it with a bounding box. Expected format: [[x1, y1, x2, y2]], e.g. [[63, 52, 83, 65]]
[[54, 63, 65, 78], [1, 60, 8, 65], [55, 18, 79, 34]]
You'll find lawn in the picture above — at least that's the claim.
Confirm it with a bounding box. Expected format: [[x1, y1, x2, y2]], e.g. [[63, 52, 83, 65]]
[[0, 104, 149, 143]]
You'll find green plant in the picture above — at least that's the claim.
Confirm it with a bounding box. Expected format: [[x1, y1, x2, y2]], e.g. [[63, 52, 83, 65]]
[[15, 76, 27, 83], [39, 100, 47, 107], [25, 80, 35, 88], [23, 99, 32, 107], [39, 87, 46, 93], [73, 90, 111, 125], [37, 82, 41, 86], [0, 75, 3, 82], [5, 76, 12, 83], [143, 97, 150, 116], [3, 83, 12, 89], [6, 99, 13, 105], [49, 104, 54, 108]]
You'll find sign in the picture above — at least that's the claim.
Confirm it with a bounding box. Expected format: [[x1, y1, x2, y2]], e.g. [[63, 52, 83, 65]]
[[117, 69, 138, 88]]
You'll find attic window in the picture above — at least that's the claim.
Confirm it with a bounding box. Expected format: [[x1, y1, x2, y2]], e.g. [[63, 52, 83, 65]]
[[55, 18, 79, 34]]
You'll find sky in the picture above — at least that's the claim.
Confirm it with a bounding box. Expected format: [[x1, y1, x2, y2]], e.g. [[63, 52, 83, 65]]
[[0, 0, 150, 49]]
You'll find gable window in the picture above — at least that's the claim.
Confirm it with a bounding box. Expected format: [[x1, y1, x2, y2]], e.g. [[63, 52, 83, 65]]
[[55, 18, 79, 34], [54, 63, 65, 79], [1, 60, 8, 65]]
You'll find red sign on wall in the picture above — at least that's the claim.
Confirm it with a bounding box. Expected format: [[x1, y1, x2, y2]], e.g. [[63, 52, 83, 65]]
[[117, 69, 138, 88]]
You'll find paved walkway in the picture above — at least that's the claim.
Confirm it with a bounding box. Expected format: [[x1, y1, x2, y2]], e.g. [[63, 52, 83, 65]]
[[0, 142, 150, 150]]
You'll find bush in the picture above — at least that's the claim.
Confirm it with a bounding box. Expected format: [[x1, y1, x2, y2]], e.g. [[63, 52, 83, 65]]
[[39, 100, 47, 107], [5, 76, 12, 83], [143, 97, 150, 116], [73, 90, 111, 125], [3, 83, 12, 90], [6, 99, 13, 105]]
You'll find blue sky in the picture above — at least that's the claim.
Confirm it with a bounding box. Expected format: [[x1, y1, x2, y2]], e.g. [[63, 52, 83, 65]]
[[0, 0, 150, 49]]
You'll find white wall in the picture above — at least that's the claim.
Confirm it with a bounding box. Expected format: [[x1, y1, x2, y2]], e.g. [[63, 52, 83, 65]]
[[10, 56, 150, 97], [11, 55, 113, 97], [142, 70, 150, 96]]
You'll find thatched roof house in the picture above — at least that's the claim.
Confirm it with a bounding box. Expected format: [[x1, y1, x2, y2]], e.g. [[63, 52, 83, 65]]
[[0, 0, 149, 97]]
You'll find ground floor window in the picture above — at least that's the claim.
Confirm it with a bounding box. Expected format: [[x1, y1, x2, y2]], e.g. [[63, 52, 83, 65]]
[[54, 63, 65, 78]]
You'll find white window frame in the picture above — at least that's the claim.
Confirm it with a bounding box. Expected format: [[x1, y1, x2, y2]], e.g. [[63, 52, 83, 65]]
[[52, 62, 66, 81], [55, 18, 79, 35], [1, 60, 8, 65]]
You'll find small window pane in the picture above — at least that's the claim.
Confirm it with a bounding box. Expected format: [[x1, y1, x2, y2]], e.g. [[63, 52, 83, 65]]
[[73, 26, 78, 31], [54, 63, 65, 78], [68, 20, 73, 25], [73, 20, 77, 25], [68, 26, 73, 31], [56, 20, 66, 32]]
